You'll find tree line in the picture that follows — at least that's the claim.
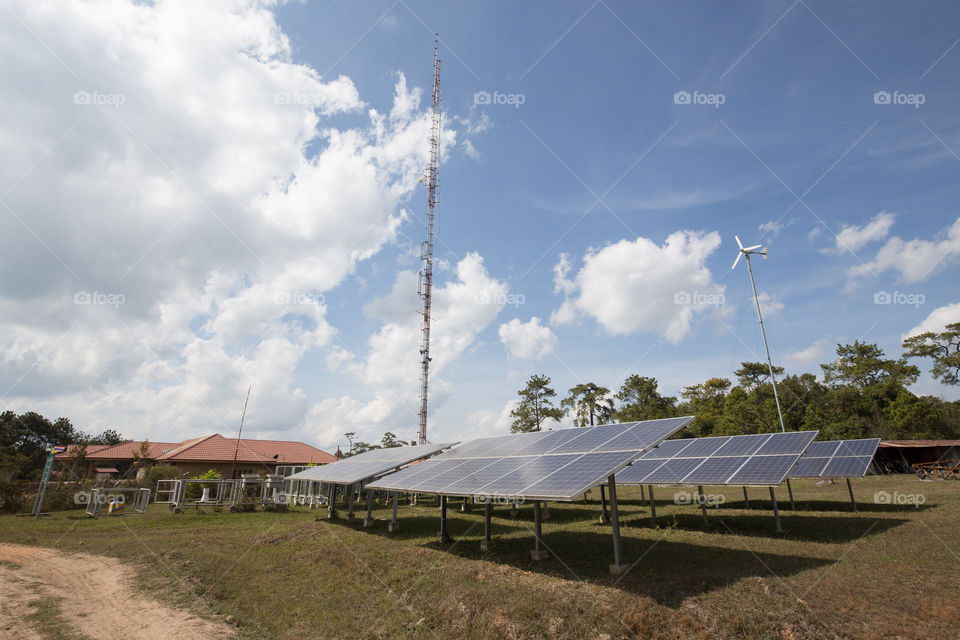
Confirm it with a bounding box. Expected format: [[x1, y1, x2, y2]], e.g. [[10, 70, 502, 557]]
[[509, 325, 960, 442], [0, 411, 126, 481]]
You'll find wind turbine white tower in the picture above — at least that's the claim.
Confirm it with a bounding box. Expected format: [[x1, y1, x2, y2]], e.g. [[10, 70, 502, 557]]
[[732, 236, 786, 434]]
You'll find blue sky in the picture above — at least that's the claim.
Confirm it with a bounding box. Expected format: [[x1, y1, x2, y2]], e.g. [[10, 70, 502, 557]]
[[2, 1, 959, 451]]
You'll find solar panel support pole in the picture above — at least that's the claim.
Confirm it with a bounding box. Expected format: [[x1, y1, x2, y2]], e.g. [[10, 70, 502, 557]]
[[785, 478, 796, 510], [460, 496, 470, 512], [846, 478, 857, 512], [608, 476, 628, 575], [640, 485, 645, 502], [437, 495, 450, 544], [346, 484, 356, 523], [697, 485, 709, 527], [531, 501, 548, 561], [768, 487, 782, 532], [388, 492, 400, 533], [648, 485, 657, 526], [481, 502, 493, 552], [599, 484, 609, 524], [327, 484, 337, 519], [742, 486, 750, 508], [363, 490, 374, 528]]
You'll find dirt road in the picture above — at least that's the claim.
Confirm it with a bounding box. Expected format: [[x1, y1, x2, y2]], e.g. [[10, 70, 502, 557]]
[[0, 543, 235, 639]]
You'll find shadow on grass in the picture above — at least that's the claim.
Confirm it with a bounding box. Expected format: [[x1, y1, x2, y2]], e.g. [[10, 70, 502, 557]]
[[380, 513, 836, 606], [619, 512, 910, 542]]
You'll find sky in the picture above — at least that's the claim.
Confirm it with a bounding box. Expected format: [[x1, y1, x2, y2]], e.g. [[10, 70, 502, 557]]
[[2, 0, 960, 452]]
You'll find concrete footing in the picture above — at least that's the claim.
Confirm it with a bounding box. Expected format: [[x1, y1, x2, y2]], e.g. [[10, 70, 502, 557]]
[[387, 523, 399, 533], [609, 564, 630, 576], [530, 549, 549, 561], [480, 540, 493, 553], [363, 517, 374, 528]]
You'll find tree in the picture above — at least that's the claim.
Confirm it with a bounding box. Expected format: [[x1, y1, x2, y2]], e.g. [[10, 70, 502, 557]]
[[613, 375, 677, 423], [510, 374, 564, 433], [88, 429, 125, 446], [562, 383, 614, 427], [677, 377, 731, 437], [821, 341, 919, 390], [734, 362, 784, 390], [903, 322, 960, 386], [380, 432, 404, 448]]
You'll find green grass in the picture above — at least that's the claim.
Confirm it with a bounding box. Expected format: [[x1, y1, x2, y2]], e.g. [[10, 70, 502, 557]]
[[1, 475, 958, 639]]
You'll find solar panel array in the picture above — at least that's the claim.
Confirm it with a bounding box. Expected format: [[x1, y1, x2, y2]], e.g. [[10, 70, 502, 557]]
[[366, 417, 693, 501], [284, 442, 457, 486], [616, 431, 818, 486], [787, 438, 880, 478]]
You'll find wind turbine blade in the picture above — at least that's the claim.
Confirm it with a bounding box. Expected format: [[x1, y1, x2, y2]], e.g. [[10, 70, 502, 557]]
[[735, 235, 743, 250], [731, 252, 742, 270], [745, 244, 762, 251]]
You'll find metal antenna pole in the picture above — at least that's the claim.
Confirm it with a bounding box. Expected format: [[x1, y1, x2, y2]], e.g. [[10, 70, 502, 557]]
[[743, 254, 786, 434], [417, 35, 441, 446], [231, 384, 252, 480]]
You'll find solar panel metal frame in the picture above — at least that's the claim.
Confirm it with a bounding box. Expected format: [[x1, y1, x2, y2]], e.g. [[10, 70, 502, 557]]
[[787, 438, 880, 478], [367, 417, 694, 501], [617, 430, 819, 487], [284, 442, 458, 486]]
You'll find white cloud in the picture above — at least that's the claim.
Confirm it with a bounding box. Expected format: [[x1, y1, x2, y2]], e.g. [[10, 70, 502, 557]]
[[829, 211, 895, 254], [903, 302, 960, 340], [848, 216, 960, 284], [498, 317, 558, 360], [552, 253, 576, 295], [550, 231, 725, 344], [784, 338, 829, 367], [308, 252, 509, 442], [757, 291, 785, 315], [0, 0, 459, 443]]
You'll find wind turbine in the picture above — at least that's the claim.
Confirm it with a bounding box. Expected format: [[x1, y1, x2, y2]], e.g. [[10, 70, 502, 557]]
[[732, 236, 786, 434]]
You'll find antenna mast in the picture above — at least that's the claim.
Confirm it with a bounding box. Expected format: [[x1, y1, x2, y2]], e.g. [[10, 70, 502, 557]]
[[418, 35, 441, 445]]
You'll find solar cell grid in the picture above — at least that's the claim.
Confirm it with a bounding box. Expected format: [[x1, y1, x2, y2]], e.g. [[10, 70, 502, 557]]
[[366, 416, 694, 500], [728, 454, 798, 485], [682, 456, 750, 484], [618, 431, 818, 486], [788, 438, 880, 478]]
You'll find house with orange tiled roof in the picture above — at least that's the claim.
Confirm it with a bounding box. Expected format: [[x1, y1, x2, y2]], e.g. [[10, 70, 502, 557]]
[[56, 434, 336, 479]]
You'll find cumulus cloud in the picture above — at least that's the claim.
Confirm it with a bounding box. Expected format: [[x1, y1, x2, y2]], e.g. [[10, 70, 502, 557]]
[[903, 302, 960, 340], [550, 231, 725, 344], [0, 0, 458, 442], [498, 317, 558, 360], [783, 338, 829, 367], [848, 216, 960, 285], [303, 253, 509, 444], [829, 212, 895, 254]]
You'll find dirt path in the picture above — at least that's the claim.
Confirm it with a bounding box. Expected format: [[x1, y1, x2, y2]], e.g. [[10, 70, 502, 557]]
[[0, 543, 235, 640]]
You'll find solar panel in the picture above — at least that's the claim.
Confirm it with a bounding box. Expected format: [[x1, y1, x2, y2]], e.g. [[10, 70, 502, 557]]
[[367, 417, 694, 500], [617, 431, 818, 486], [788, 438, 880, 478], [284, 442, 457, 485]]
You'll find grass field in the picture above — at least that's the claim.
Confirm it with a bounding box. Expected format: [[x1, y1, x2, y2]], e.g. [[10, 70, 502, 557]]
[[1, 475, 958, 639]]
